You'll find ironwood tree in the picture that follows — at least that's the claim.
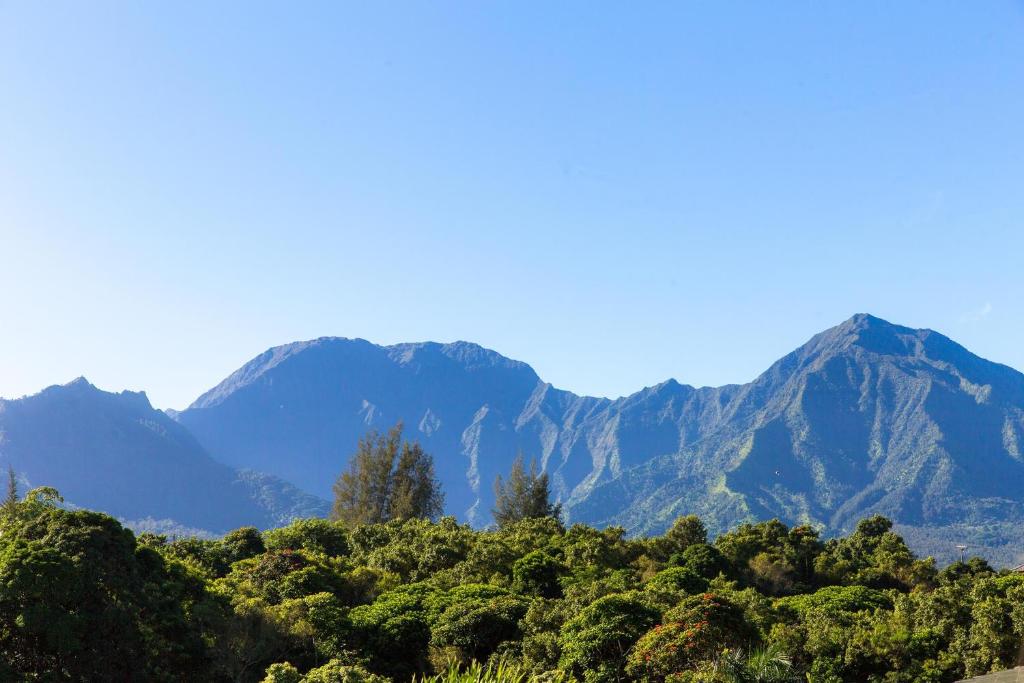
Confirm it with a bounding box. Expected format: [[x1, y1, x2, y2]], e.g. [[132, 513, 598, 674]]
[[331, 423, 444, 526], [492, 453, 561, 528]]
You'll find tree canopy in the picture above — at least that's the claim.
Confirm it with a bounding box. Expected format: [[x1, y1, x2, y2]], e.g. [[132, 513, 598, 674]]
[[2, 478, 1022, 682], [331, 424, 444, 526]]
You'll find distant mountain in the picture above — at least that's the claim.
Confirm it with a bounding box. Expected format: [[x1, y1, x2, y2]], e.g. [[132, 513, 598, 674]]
[[7, 315, 1022, 563], [573, 314, 1024, 564], [177, 316, 1024, 564], [0, 379, 327, 535], [178, 338, 604, 522]]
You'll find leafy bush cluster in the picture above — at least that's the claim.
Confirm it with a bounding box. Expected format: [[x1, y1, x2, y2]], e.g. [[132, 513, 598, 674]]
[[1, 489, 1022, 681]]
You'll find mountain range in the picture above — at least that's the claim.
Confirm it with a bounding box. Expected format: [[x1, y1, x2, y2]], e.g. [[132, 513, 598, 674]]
[[4, 314, 1024, 564], [0, 379, 327, 535]]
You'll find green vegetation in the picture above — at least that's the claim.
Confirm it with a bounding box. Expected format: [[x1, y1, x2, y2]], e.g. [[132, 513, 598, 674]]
[[492, 455, 561, 529], [331, 424, 445, 526], [4, 461, 1024, 681]]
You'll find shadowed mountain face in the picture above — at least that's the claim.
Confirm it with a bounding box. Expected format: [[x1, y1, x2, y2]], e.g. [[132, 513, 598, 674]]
[[0, 379, 327, 535], [177, 316, 1024, 562]]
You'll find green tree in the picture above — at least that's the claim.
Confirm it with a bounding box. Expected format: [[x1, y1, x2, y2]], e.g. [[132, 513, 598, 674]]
[[430, 594, 529, 665], [512, 550, 567, 599], [349, 583, 439, 678], [559, 592, 659, 682], [223, 526, 268, 564], [671, 543, 731, 581], [493, 454, 561, 528], [264, 519, 350, 557], [263, 659, 388, 683], [814, 515, 932, 589], [2, 465, 17, 516], [644, 566, 709, 599], [264, 662, 304, 683], [650, 515, 708, 561], [0, 502, 216, 681], [303, 659, 390, 683], [331, 424, 444, 526]]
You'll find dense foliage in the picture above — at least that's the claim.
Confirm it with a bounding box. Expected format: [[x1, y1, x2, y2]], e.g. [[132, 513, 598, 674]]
[[331, 424, 444, 527], [2, 488, 1023, 681]]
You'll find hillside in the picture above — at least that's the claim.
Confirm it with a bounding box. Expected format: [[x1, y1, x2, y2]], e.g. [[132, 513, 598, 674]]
[[0, 378, 327, 534]]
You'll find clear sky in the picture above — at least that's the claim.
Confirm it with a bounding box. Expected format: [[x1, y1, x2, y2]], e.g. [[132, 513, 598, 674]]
[[1, 3, 1022, 410]]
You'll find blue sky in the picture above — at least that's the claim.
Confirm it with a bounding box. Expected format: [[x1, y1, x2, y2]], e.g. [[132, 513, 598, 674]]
[[1, 2, 1023, 409]]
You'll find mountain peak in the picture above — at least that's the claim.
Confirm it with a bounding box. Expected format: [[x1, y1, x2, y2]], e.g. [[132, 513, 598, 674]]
[[803, 313, 925, 359], [838, 312, 910, 335], [385, 340, 536, 377]]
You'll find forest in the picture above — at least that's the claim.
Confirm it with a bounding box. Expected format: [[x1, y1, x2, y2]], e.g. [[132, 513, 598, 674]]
[[1, 430, 1022, 682]]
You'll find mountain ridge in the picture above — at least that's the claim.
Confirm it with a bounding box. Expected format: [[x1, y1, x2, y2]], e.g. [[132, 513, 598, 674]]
[[573, 313, 1024, 561], [176, 313, 1024, 563], [5, 314, 1024, 563], [0, 378, 328, 535]]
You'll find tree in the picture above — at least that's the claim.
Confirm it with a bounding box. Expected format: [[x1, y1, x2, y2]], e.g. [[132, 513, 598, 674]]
[[348, 584, 438, 678], [430, 594, 529, 665], [671, 543, 731, 581], [1, 466, 17, 520], [492, 454, 560, 528], [650, 514, 708, 561], [263, 662, 303, 683], [644, 566, 709, 598], [0, 504, 216, 680], [512, 550, 567, 599], [222, 526, 267, 564], [331, 424, 444, 526], [559, 592, 659, 683], [626, 593, 754, 681], [264, 519, 350, 557], [390, 438, 446, 522]]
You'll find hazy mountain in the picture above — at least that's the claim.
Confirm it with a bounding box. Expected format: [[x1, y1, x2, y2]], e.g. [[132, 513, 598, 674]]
[[0, 378, 327, 535], [178, 315, 1024, 563]]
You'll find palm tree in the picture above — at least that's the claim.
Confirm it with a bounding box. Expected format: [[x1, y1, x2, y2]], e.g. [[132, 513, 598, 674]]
[[715, 644, 795, 683]]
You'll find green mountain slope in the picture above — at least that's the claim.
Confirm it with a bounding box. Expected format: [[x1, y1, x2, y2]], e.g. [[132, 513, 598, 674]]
[[569, 314, 1024, 564]]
